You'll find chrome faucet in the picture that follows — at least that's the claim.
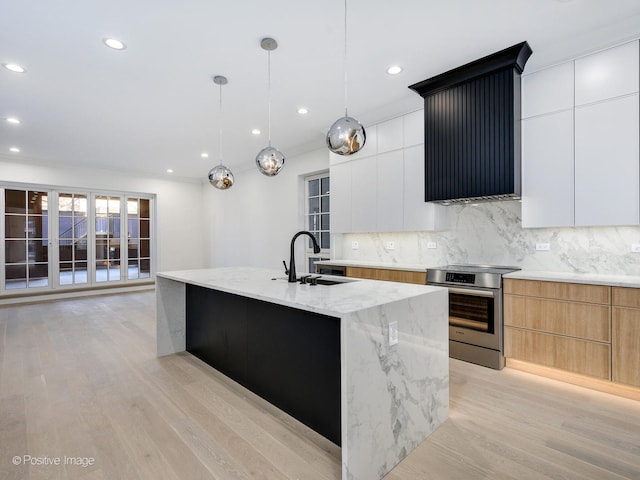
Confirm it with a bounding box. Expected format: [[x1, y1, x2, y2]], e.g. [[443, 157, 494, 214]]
[[286, 231, 320, 283]]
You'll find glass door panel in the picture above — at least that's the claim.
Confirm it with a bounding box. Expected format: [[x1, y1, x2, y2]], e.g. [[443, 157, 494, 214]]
[[95, 195, 121, 282], [127, 197, 151, 279], [58, 193, 88, 285], [4, 189, 50, 289]]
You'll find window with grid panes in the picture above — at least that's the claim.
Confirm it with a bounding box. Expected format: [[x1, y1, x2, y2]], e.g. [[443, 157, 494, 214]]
[[1, 184, 154, 294], [305, 172, 330, 273]]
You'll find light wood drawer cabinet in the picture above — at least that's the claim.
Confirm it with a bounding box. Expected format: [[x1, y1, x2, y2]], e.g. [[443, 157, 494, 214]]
[[346, 266, 426, 285], [504, 296, 610, 342], [504, 328, 610, 380], [612, 287, 640, 387], [503, 279, 610, 304], [612, 287, 640, 308], [504, 278, 612, 380]]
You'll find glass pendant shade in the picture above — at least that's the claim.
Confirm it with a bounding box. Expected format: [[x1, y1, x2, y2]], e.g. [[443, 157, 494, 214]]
[[327, 0, 366, 156], [208, 75, 234, 190], [256, 37, 285, 176], [326, 116, 366, 156], [255, 146, 285, 176], [208, 164, 234, 189]]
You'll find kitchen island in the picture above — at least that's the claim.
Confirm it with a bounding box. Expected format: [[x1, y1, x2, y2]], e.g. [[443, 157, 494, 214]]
[[156, 267, 448, 480]]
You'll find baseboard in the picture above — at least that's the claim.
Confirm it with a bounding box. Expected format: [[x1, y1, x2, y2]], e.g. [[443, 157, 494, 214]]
[[506, 358, 640, 402], [0, 283, 155, 305]]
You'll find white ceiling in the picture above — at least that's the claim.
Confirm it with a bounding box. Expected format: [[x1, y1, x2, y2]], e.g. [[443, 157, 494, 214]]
[[1, 0, 640, 181]]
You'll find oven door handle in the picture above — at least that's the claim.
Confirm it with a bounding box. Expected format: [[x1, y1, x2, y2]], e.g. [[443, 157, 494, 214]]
[[447, 287, 497, 298]]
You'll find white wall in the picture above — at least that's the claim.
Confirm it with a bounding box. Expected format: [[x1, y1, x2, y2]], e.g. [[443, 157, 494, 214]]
[[203, 147, 329, 274], [0, 160, 205, 273]]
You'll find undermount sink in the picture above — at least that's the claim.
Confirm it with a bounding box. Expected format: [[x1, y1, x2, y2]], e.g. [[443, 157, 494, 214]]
[[314, 278, 348, 286], [274, 275, 355, 286]]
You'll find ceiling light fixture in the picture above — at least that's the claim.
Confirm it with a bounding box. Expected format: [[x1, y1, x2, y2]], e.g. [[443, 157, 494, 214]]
[[3, 63, 26, 73], [255, 37, 285, 176], [386, 65, 403, 75], [166, 169, 174, 173], [251, 128, 261, 135], [297, 107, 309, 115], [326, 0, 366, 156], [103, 38, 127, 50], [201, 152, 209, 158], [9, 147, 20, 153], [6, 117, 21, 124], [207, 75, 234, 190]]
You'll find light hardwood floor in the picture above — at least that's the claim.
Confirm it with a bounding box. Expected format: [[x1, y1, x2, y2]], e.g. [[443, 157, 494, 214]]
[[1, 291, 639, 479]]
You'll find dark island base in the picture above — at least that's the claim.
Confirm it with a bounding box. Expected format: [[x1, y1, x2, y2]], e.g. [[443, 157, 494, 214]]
[[185, 284, 342, 445]]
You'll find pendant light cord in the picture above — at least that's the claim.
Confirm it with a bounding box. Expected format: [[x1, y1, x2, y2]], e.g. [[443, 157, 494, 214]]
[[218, 82, 223, 166], [268, 50, 272, 147], [343, 0, 348, 117]]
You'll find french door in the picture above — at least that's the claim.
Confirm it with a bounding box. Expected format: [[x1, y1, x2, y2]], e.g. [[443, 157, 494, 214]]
[[2, 186, 154, 293]]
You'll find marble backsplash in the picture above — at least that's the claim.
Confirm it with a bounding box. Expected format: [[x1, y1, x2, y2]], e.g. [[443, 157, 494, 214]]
[[336, 201, 640, 275]]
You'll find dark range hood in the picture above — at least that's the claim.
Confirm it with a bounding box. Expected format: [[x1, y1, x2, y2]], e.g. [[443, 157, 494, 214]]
[[409, 42, 532, 204]]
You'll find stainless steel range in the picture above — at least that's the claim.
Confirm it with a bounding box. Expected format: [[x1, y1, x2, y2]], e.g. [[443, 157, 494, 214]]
[[426, 264, 520, 370]]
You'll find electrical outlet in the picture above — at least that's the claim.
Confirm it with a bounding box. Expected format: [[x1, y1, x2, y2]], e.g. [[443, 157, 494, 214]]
[[632, 244, 640, 253], [535, 243, 550, 251], [351, 241, 359, 250], [388, 321, 398, 346], [427, 242, 437, 249], [385, 241, 396, 250]]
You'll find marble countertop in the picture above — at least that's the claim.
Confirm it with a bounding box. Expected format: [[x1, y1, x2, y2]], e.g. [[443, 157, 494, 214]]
[[316, 260, 640, 288], [315, 259, 430, 273], [157, 267, 444, 316], [504, 270, 640, 288]]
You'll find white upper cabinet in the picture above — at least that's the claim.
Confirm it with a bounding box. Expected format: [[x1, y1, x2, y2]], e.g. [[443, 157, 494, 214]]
[[403, 144, 447, 231], [521, 110, 574, 228], [575, 94, 639, 226], [329, 161, 352, 233], [329, 109, 444, 233], [377, 117, 403, 153], [521, 62, 575, 228], [403, 110, 424, 147], [522, 62, 574, 118], [521, 39, 640, 228], [377, 151, 404, 232], [575, 41, 639, 106], [350, 156, 378, 232]]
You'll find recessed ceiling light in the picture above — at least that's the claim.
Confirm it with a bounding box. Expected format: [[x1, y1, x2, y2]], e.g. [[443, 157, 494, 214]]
[[103, 38, 127, 50], [6, 117, 21, 124], [251, 129, 261, 135], [9, 147, 20, 153], [201, 152, 209, 158], [297, 107, 309, 115], [3, 63, 26, 73], [386, 65, 403, 75], [166, 169, 174, 173]]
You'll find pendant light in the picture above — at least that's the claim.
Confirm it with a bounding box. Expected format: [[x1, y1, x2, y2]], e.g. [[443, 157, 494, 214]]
[[208, 75, 234, 190], [326, 0, 366, 156], [255, 37, 285, 176]]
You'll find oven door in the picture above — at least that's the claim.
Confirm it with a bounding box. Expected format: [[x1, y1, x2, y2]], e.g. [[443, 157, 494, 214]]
[[447, 286, 502, 351]]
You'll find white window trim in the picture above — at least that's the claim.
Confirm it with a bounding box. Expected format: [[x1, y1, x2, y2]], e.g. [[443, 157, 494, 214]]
[[304, 171, 331, 273]]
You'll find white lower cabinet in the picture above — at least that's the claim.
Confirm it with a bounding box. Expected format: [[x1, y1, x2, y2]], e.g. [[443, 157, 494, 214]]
[[575, 94, 639, 226], [521, 110, 574, 228], [377, 151, 404, 232]]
